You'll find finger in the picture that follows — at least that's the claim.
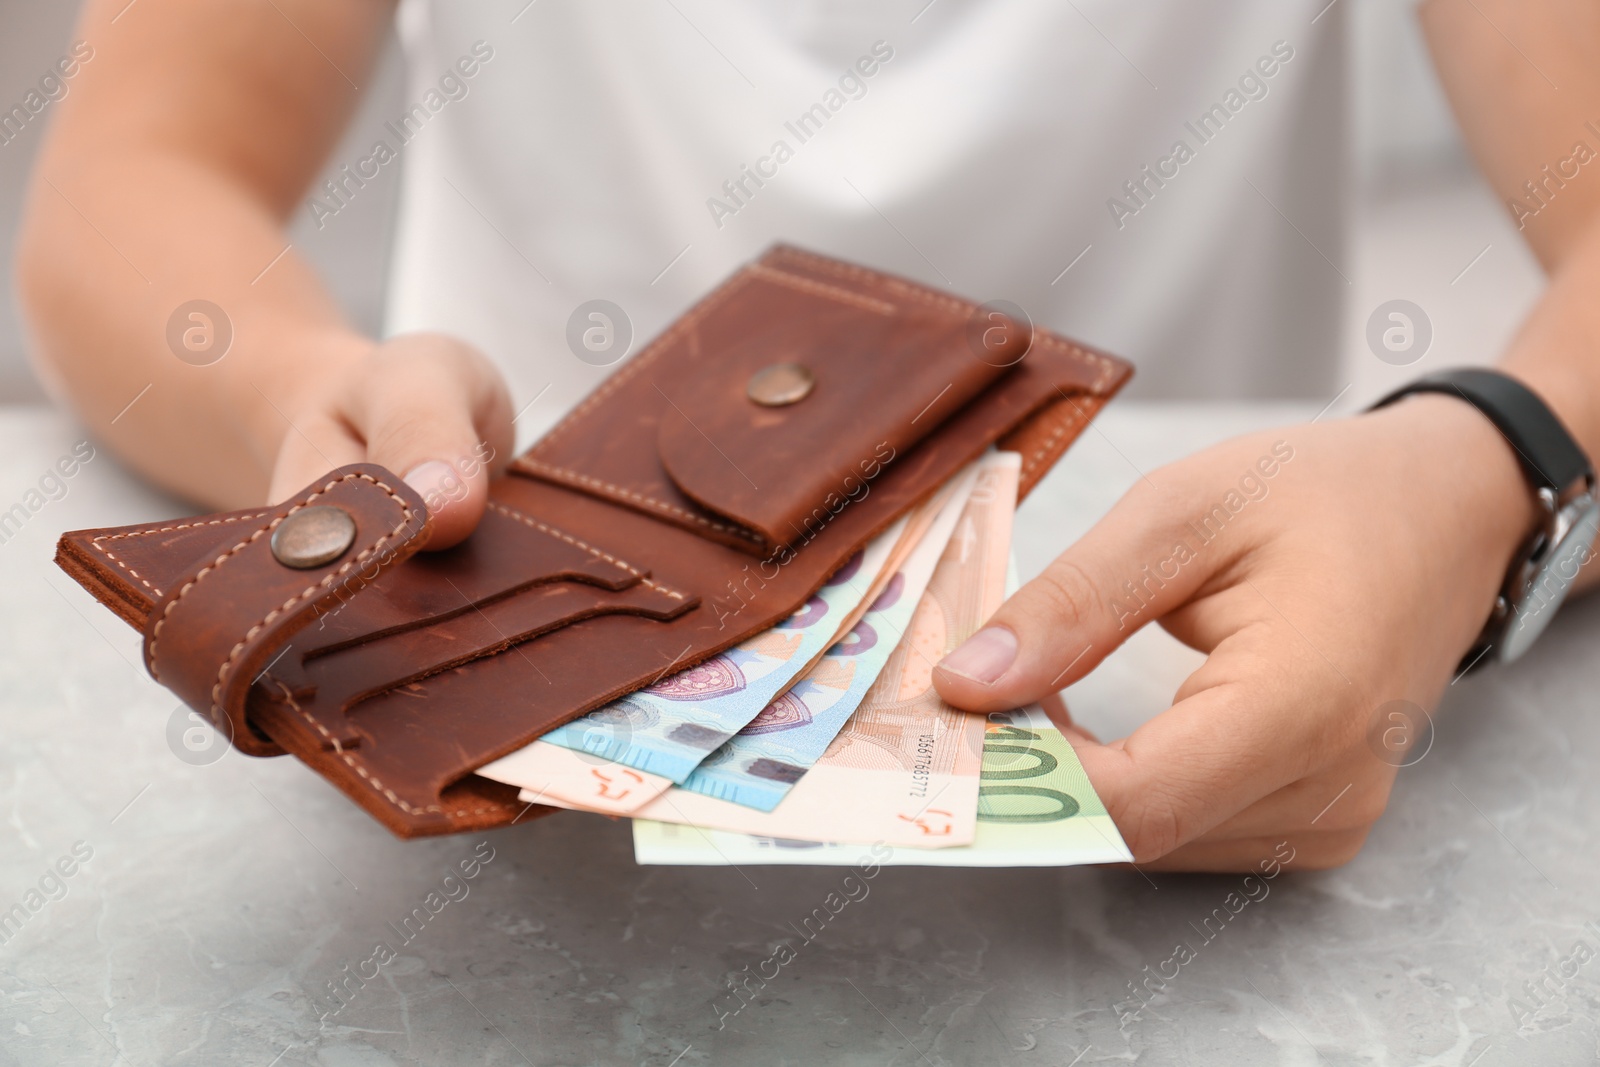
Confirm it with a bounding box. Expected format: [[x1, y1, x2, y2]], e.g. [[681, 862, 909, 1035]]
[[1037, 690, 1070, 724], [1064, 613, 1343, 862], [1037, 691, 1101, 744], [1184, 761, 1396, 840], [934, 477, 1236, 713], [1058, 721, 1100, 746], [344, 334, 514, 550], [265, 408, 368, 503]]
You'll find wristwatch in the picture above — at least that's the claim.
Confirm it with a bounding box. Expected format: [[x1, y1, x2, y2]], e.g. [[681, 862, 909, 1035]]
[[1370, 368, 1600, 673]]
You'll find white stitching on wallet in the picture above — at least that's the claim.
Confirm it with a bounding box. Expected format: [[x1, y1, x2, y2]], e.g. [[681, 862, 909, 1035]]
[[1021, 399, 1089, 479], [148, 473, 417, 739], [770, 246, 1120, 391], [534, 270, 755, 450], [485, 500, 688, 601], [269, 679, 507, 820], [747, 263, 897, 314], [508, 461, 762, 546], [89, 510, 275, 601]]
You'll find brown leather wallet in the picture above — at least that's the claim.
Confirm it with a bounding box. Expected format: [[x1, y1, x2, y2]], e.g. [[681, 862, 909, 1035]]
[[56, 246, 1131, 839]]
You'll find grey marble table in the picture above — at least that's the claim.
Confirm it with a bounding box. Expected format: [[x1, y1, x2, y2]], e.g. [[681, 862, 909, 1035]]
[[2, 401, 1596, 1067]]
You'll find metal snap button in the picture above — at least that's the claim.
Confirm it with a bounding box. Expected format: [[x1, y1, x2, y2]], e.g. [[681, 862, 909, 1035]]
[[270, 505, 357, 569], [746, 362, 816, 407]]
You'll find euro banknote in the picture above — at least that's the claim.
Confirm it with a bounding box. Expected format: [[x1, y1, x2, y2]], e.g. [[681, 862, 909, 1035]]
[[631, 705, 1131, 866], [605, 452, 1020, 848], [478, 464, 970, 813], [489, 515, 906, 784], [677, 459, 982, 810], [478, 741, 677, 814]]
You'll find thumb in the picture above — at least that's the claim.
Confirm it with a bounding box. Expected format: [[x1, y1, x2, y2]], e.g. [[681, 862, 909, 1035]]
[[933, 482, 1223, 712], [344, 333, 514, 550]]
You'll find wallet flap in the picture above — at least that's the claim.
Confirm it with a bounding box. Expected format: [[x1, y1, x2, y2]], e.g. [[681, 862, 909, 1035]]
[[56, 505, 294, 628], [515, 247, 1030, 554], [143, 465, 430, 756], [654, 267, 1019, 547]]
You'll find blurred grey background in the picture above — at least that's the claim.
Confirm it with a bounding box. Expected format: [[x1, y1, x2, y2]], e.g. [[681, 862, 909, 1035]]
[[0, 0, 1542, 408]]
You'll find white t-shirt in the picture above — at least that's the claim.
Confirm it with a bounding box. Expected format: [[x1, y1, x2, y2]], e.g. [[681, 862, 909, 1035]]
[[386, 0, 1345, 445]]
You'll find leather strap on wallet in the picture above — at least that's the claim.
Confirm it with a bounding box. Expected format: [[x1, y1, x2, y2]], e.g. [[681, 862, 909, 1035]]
[[55, 246, 1132, 839]]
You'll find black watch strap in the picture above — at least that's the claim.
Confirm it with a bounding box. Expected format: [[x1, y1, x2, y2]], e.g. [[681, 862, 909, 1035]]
[[1369, 368, 1594, 493]]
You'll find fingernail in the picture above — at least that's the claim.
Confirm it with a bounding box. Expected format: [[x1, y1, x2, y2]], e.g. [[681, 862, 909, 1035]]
[[938, 626, 1017, 685], [403, 461, 460, 513]]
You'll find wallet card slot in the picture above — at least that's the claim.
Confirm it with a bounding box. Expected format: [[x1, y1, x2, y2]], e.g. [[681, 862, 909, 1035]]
[[297, 503, 651, 657], [290, 576, 696, 732]]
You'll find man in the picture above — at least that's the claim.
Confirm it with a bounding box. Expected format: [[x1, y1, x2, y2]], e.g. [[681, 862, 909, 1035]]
[[17, 0, 1600, 870]]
